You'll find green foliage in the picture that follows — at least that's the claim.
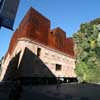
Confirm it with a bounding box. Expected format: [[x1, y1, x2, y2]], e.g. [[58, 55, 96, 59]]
[[73, 21, 100, 83], [75, 61, 88, 82], [90, 18, 100, 25]]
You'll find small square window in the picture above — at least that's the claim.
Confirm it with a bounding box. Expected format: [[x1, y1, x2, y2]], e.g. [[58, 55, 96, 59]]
[[56, 64, 62, 71]]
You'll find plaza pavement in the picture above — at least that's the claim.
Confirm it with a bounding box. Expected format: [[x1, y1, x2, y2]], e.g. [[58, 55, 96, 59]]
[[0, 82, 100, 100]]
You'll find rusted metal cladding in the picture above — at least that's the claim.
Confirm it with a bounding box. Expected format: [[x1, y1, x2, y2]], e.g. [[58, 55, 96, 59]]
[[7, 29, 19, 54], [64, 38, 75, 57], [48, 27, 74, 57], [48, 27, 66, 51], [7, 7, 74, 58], [18, 7, 50, 45], [8, 7, 50, 55]]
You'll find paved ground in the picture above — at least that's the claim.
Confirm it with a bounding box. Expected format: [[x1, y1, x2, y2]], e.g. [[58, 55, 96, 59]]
[[0, 82, 100, 100]]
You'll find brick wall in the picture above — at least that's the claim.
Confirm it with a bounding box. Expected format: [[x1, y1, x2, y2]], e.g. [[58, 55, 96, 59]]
[[1, 38, 76, 80]]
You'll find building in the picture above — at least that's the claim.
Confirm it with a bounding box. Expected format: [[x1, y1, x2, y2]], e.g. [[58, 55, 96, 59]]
[[0, 0, 20, 29], [0, 7, 76, 83]]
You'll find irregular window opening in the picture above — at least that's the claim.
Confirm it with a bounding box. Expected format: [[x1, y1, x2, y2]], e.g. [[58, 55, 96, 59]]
[[37, 48, 41, 57], [56, 64, 62, 71]]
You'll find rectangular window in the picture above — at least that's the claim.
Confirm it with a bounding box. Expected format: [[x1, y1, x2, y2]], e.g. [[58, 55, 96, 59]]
[[37, 48, 41, 57], [56, 64, 62, 71]]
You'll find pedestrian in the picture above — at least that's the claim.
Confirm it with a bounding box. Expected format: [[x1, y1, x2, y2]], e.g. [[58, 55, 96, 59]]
[[56, 77, 61, 89]]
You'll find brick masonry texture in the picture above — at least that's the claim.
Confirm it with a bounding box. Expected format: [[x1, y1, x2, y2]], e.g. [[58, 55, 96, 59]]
[[0, 7, 76, 80], [1, 38, 76, 80]]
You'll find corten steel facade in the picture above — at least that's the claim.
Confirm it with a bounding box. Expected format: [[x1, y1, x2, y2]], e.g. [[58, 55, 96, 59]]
[[0, 7, 76, 81]]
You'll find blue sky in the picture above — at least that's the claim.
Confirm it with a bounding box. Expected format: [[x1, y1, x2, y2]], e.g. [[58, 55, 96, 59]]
[[0, 0, 100, 59]]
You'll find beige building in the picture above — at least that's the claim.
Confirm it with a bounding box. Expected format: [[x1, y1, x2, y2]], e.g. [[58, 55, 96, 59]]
[[0, 7, 77, 83]]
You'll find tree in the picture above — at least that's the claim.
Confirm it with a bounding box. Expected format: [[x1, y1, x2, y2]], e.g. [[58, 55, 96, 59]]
[[90, 18, 100, 25]]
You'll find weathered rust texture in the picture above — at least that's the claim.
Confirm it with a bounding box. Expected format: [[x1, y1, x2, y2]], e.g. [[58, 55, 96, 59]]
[[7, 7, 50, 55], [48, 27, 74, 57], [48, 27, 66, 51], [7, 7, 74, 58], [65, 38, 75, 57], [18, 7, 50, 45]]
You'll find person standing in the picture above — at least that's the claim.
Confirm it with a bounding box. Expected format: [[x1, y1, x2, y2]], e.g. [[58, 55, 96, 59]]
[[56, 77, 61, 89]]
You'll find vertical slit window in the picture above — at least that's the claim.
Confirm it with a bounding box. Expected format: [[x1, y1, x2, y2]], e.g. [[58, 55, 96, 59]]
[[37, 48, 41, 57]]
